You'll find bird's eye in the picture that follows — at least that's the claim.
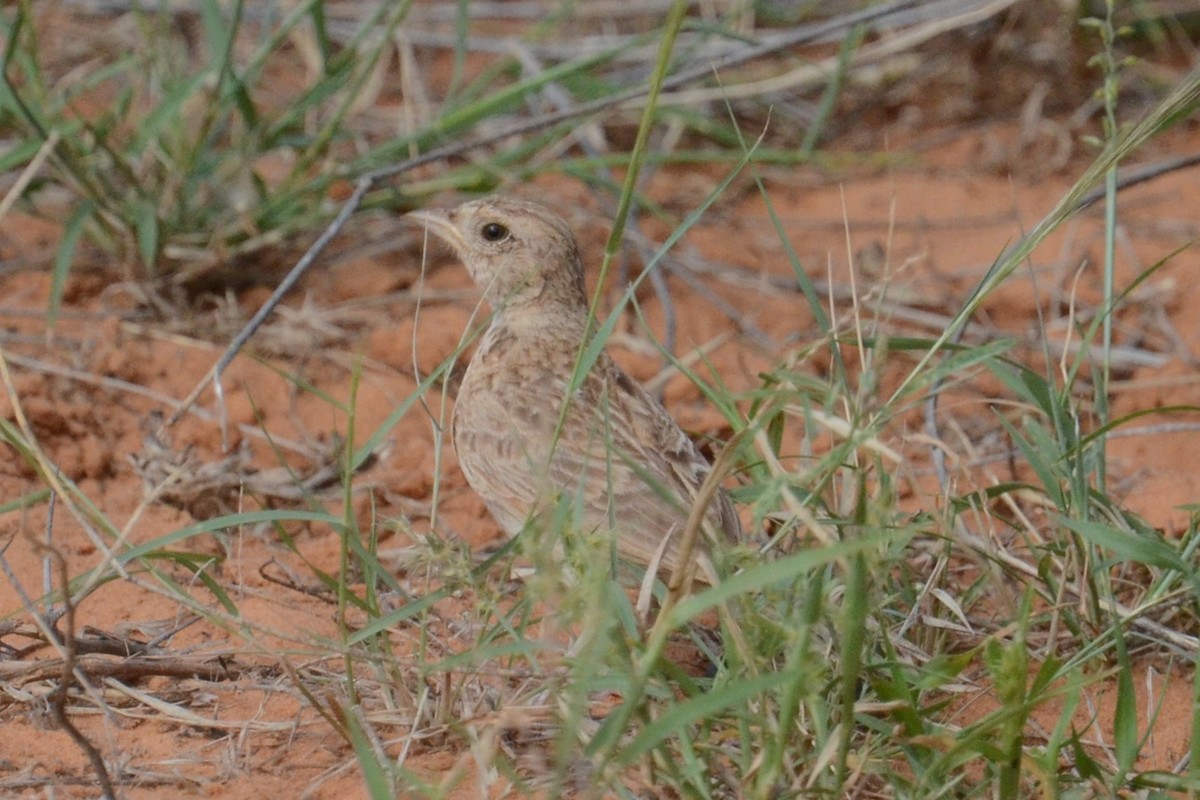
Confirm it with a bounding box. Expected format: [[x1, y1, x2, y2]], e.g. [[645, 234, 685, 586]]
[[480, 222, 509, 242]]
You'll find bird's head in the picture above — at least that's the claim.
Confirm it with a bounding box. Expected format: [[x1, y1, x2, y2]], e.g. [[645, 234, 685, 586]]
[[408, 196, 589, 314]]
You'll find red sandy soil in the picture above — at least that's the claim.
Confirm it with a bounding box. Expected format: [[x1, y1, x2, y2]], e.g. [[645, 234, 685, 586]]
[[2, 26, 1200, 800]]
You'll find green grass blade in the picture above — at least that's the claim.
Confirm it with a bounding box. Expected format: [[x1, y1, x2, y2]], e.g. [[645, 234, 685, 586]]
[[1061, 517, 1188, 574], [49, 199, 94, 333], [611, 670, 795, 766]]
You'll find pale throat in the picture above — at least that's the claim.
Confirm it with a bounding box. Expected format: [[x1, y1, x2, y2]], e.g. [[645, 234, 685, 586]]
[[489, 298, 589, 338]]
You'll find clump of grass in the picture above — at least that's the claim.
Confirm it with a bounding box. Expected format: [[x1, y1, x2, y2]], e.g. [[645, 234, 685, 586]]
[[1, 2, 422, 309]]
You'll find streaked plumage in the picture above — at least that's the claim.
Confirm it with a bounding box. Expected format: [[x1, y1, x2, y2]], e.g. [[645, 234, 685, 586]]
[[408, 196, 739, 583]]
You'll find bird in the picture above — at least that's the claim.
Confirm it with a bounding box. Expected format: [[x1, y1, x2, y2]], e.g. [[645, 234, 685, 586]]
[[407, 196, 740, 586]]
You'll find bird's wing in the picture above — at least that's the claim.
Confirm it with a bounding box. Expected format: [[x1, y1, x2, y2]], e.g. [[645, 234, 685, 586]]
[[601, 357, 741, 543]]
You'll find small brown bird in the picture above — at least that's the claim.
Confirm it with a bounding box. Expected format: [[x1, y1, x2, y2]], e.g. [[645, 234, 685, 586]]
[[408, 196, 739, 585]]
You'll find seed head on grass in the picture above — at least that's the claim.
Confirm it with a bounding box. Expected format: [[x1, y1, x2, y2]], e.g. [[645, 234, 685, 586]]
[[408, 196, 740, 586]]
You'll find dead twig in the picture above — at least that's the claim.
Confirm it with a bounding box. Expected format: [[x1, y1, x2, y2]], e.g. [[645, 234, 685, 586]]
[[39, 494, 117, 800], [1075, 152, 1200, 212], [0, 652, 259, 684]]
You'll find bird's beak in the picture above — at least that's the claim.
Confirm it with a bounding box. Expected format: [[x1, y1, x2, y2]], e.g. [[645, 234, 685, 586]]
[[406, 208, 464, 254]]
